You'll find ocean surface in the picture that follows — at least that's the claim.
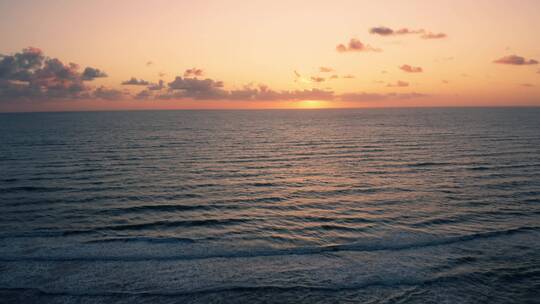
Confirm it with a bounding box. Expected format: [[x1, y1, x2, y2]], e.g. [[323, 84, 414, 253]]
[[0, 108, 539, 303]]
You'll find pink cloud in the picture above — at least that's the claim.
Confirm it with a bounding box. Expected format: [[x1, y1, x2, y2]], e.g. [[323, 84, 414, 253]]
[[399, 64, 423, 73], [493, 55, 538, 65], [387, 80, 409, 87], [336, 38, 381, 53], [421, 32, 447, 39]]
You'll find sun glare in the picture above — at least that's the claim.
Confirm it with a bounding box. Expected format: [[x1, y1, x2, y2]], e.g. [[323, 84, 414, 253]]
[[296, 100, 329, 109]]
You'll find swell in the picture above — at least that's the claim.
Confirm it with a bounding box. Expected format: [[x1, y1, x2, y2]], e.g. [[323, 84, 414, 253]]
[[0, 269, 530, 298], [1, 226, 537, 262], [61, 218, 252, 235]]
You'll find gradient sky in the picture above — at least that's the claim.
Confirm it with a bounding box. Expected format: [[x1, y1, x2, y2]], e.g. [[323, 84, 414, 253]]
[[1, 0, 539, 111]]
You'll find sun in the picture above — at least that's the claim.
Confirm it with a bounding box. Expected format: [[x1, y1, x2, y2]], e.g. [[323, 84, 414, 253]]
[[296, 100, 329, 109]]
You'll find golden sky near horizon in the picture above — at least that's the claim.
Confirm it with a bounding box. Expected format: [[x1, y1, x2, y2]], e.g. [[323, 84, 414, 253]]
[[1, 0, 540, 111]]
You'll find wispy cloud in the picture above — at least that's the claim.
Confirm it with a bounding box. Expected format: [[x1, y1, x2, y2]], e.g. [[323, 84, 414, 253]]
[[387, 80, 409, 87], [399, 64, 423, 73], [420, 32, 447, 39], [336, 38, 381, 53], [310, 76, 325, 83], [340, 92, 428, 102], [493, 55, 538, 65], [369, 26, 446, 39], [184, 68, 204, 77], [319, 67, 334, 73]]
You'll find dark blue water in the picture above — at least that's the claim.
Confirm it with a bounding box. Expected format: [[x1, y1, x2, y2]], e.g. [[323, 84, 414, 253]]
[[1, 108, 539, 303]]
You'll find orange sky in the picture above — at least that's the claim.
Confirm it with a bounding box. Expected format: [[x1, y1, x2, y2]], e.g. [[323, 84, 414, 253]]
[[0, 0, 539, 112]]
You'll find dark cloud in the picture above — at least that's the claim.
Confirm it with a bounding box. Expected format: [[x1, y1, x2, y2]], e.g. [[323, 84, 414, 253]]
[[319, 66, 334, 73], [370, 27, 445, 38], [130, 71, 430, 103], [93, 86, 123, 100], [121, 77, 150, 86], [165, 76, 227, 99], [82, 67, 107, 80], [400, 64, 423, 73], [140, 75, 335, 101], [369, 26, 394, 36], [184, 68, 204, 77], [387, 80, 409, 87], [493, 55, 538, 65], [421, 32, 447, 39], [336, 39, 381, 53], [0, 47, 110, 102], [311, 76, 325, 83]]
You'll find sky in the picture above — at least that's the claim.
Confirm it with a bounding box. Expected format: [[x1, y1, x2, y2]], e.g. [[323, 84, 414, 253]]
[[0, 0, 539, 112]]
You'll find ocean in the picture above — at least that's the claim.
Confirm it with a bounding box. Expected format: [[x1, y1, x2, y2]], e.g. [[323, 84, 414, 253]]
[[0, 108, 539, 303]]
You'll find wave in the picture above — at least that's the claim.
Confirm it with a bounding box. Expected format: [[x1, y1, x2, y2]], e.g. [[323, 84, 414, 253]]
[[61, 218, 252, 235], [0, 268, 528, 299], [1, 226, 537, 262]]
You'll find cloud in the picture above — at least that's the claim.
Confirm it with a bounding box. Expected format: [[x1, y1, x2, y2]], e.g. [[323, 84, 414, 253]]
[[233, 87, 334, 101], [135, 90, 152, 100], [387, 80, 409, 87], [93, 86, 123, 100], [121, 77, 150, 86], [146, 61, 153, 66], [311, 76, 325, 83], [165, 76, 227, 99], [82, 67, 107, 80], [520, 83, 534, 87], [340, 92, 427, 102], [395, 28, 425, 35], [493, 55, 538, 65], [148, 79, 165, 91], [329, 74, 339, 79], [139, 75, 336, 101], [399, 64, 423, 73], [293, 70, 311, 84], [130, 72, 430, 104], [369, 26, 394, 36], [336, 38, 381, 53], [369, 27, 445, 39], [420, 32, 447, 39], [342, 74, 355, 79], [0, 47, 111, 102], [319, 66, 334, 73], [184, 68, 204, 77]]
